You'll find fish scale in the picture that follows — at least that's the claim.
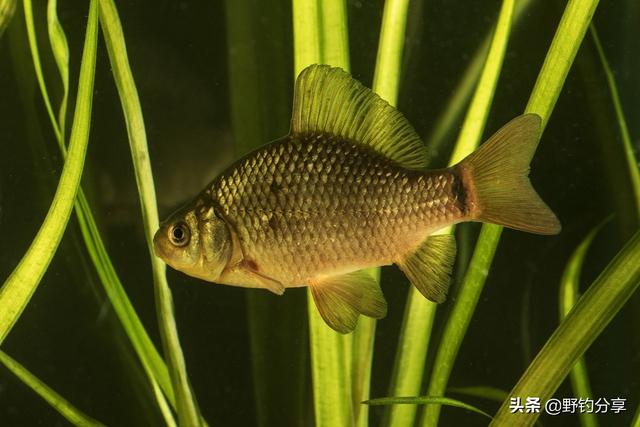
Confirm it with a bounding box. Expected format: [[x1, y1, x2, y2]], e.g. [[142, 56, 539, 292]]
[[212, 132, 464, 284]]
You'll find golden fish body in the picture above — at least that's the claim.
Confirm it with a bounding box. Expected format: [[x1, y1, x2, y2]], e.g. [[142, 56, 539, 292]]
[[154, 64, 560, 333], [213, 134, 464, 287]]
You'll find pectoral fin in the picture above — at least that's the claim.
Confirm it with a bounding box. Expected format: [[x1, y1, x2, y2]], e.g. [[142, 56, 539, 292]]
[[220, 259, 286, 295], [396, 234, 457, 303], [309, 270, 387, 334]]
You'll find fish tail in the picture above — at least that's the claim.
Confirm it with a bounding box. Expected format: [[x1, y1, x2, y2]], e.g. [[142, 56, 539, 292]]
[[456, 114, 561, 235]]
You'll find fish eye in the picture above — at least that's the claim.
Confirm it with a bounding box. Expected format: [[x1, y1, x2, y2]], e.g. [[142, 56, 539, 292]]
[[169, 222, 190, 247]]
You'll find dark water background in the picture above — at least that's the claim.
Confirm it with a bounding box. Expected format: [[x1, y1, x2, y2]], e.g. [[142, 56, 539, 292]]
[[0, 0, 638, 426]]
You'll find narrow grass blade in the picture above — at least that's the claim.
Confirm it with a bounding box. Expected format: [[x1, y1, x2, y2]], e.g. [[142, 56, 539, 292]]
[[0, 0, 97, 345], [426, 0, 535, 153], [449, 386, 509, 403], [319, 0, 349, 69], [319, 4, 355, 415], [492, 229, 640, 426], [446, 0, 515, 164], [634, 406, 640, 427], [294, 1, 353, 426], [372, 0, 409, 103], [0, 0, 16, 37], [385, 291, 437, 427], [225, 1, 308, 426], [371, 1, 441, 426], [22, 0, 62, 141], [524, 0, 600, 122], [325, 1, 379, 425], [558, 223, 606, 427], [421, 223, 502, 427], [73, 193, 177, 414], [0, 350, 105, 427], [293, 0, 320, 70], [590, 25, 640, 218], [20, 0, 176, 418], [97, 1, 202, 425], [420, 0, 599, 425], [420, 1, 515, 426], [366, 396, 492, 420], [47, 0, 69, 140]]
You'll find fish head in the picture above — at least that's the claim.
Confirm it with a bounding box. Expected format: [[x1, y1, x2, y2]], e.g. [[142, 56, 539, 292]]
[[154, 200, 231, 282]]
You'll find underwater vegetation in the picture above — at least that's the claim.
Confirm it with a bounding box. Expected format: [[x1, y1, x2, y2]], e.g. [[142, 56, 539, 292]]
[[0, 0, 638, 426]]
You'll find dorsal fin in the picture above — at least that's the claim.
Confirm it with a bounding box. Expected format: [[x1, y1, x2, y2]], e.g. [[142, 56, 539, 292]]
[[291, 64, 429, 169]]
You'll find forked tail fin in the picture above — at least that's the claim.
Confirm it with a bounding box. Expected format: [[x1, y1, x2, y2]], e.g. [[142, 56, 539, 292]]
[[457, 114, 561, 235]]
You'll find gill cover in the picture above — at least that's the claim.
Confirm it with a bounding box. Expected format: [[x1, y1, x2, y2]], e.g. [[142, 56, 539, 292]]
[[153, 201, 232, 282]]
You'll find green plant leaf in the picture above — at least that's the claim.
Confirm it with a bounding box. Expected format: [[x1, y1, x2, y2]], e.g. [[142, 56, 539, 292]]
[[97, 1, 203, 425], [22, 0, 62, 141], [19, 0, 177, 420], [0, 350, 105, 427], [0, 0, 97, 345], [558, 221, 607, 427], [294, 1, 354, 426], [426, 0, 536, 153], [0, 0, 16, 38], [46, 0, 69, 141], [224, 1, 308, 426], [449, 386, 509, 403], [353, 0, 417, 424], [366, 395, 492, 420], [590, 25, 640, 219], [374, 1, 441, 426], [492, 229, 640, 426], [589, 22, 640, 427], [372, 0, 409, 104], [482, 2, 602, 424], [420, 1, 516, 425]]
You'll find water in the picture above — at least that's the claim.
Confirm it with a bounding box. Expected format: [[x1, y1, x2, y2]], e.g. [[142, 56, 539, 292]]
[[0, 0, 638, 426]]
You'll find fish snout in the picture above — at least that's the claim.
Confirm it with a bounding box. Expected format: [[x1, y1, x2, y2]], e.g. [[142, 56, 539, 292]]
[[153, 227, 167, 259]]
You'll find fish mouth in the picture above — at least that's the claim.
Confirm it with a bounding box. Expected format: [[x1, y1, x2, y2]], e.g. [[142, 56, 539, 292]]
[[152, 228, 167, 259]]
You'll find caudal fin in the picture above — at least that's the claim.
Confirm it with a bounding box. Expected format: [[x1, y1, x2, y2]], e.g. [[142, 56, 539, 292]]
[[457, 114, 561, 235]]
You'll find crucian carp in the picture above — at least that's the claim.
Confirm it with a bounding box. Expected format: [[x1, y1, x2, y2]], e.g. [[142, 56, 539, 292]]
[[153, 64, 561, 333]]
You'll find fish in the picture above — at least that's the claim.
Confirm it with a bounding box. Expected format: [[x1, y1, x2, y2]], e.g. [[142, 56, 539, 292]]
[[153, 64, 561, 333]]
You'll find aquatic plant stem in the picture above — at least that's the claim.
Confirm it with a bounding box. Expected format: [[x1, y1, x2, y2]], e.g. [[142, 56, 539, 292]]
[[367, 396, 492, 420], [225, 2, 307, 426], [372, 0, 409, 101], [22, 0, 61, 141], [294, 1, 353, 426], [559, 224, 604, 427], [0, 350, 105, 427], [0, 0, 97, 345], [98, 1, 203, 425], [318, 6, 356, 418], [371, 1, 439, 427], [0, 0, 16, 37], [319, 0, 349, 70], [590, 22, 640, 427], [293, 0, 320, 69], [420, 1, 515, 426], [493, 229, 640, 426], [46, 0, 68, 141], [590, 25, 640, 217], [426, 0, 535, 153], [486, 0, 601, 424], [18, 0, 176, 419]]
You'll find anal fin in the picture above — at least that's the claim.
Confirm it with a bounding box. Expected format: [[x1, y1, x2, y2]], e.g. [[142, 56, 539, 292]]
[[396, 234, 457, 303], [309, 270, 387, 334]]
